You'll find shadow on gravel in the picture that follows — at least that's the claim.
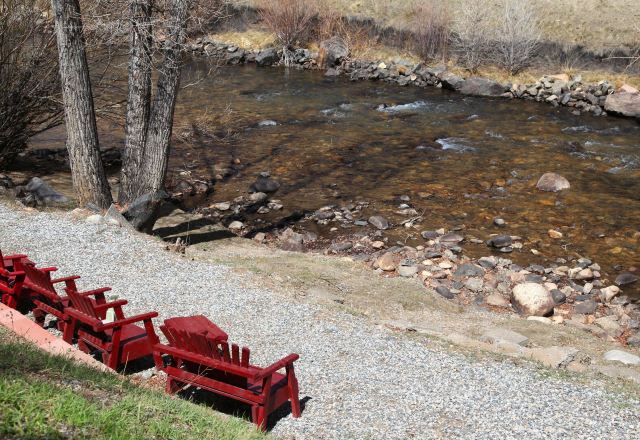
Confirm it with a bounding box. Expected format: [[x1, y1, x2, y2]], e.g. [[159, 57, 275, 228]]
[[178, 387, 312, 431], [153, 218, 237, 246]]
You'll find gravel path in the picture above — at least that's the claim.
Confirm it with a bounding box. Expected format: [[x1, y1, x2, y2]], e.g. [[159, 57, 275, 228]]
[[1, 203, 639, 439]]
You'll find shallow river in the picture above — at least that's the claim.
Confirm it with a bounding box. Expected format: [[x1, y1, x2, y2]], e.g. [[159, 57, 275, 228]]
[[31, 62, 640, 294]]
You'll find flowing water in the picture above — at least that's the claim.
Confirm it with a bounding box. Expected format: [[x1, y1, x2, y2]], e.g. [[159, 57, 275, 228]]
[[27, 62, 640, 295]]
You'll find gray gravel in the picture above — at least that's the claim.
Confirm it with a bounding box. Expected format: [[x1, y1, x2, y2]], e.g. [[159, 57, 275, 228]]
[[1, 203, 639, 439]]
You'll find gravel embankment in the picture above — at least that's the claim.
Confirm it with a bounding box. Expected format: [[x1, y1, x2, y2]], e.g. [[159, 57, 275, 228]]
[[1, 203, 639, 439]]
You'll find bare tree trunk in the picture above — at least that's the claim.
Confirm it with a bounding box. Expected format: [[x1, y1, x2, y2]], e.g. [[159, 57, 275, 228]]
[[51, 0, 113, 208], [124, 0, 189, 202], [118, 0, 154, 204]]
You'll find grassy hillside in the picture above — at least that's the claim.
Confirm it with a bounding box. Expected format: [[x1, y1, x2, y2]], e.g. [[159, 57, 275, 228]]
[[231, 0, 639, 54], [0, 331, 266, 440]]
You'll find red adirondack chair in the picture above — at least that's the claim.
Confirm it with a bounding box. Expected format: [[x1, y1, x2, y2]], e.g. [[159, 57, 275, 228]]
[[153, 318, 301, 431], [64, 286, 159, 370], [12, 259, 104, 332], [0, 267, 26, 310], [0, 249, 30, 273]]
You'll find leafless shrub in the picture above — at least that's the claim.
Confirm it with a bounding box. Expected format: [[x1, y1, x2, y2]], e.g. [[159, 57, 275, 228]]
[[452, 0, 492, 73], [0, 0, 62, 166], [493, 0, 540, 75], [410, 0, 452, 62], [258, 0, 316, 64]]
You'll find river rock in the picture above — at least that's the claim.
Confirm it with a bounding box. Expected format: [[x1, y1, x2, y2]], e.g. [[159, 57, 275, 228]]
[[440, 233, 464, 244], [25, 177, 69, 207], [255, 48, 279, 67], [574, 299, 597, 315], [603, 350, 640, 366], [376, 252, 398, 271], [511, 283, 554, 316], [368, 215, 389, 230], [604, 92, 640, 118], [398, 264, 419, 278], [548, 229, 563, 239], [249, 192, 268, 203], [487, 235, 512, 248], [458, 77, 507, 97], [454, 263, 484, 277], [601, 285, 621, 302], [279, 228, 304, 251], [536, 173, 570, 192], [615, 272, 638, 286], [250, 173, 280, 193], [528, 346, 578, 369], [421, 230, 439, 240], [550, 289, 567, 305], [481, 328, 528, 346], [486, 293, 510, 308], [122, 190, 170, 233], [595, 316, 623, 338], [318, 36, 348, 69], [436, 285, 455, 299]]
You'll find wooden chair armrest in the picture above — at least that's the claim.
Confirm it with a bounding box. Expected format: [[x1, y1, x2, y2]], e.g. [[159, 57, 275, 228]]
[[154, 344, 259, 380], [99, 311, 159, 330], [93, 299, 128, 313], [51, 275, 81, 284], [255, 353, 300, 380], [39, 267, 58, 273], [4, 254, 28, 261], [79, 287, 113, 298]]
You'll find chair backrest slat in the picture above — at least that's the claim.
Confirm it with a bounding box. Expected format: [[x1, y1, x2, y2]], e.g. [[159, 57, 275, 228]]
[[66, 288, 99, 319], [231, 344, 240, 366], [18, 261, 56, 297], [241, 347, 250, 368]]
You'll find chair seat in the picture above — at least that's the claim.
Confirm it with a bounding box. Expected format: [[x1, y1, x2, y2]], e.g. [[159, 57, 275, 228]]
[[79, 323, 149, 350], [247, 370, 287, 394], [104, 323, 148, 342]]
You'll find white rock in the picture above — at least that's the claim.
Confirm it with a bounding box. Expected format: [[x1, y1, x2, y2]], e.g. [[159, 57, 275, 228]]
[[481, 328, 529, 346], [511, 283, 554, 317], [601, 285, 621, 302], [527, 316, 552, 325], [528, 346, 578, 368], [86, 214, 104, 225], [603, 350, 640, 366], [536, 173, 570, 192], [228, 221, 244, 231], [486, 293, 510, 308]]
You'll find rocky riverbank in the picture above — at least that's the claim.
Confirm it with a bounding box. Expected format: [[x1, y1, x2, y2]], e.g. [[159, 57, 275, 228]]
[[187, 37, 640, 120]]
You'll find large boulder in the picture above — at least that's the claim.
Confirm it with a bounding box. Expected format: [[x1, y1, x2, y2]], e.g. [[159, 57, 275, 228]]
[[255, 48, 279, 67], [122, 190, 170, 233], [458, 77, 508, 97], [437, 71, 465, 91], [604, 92, 640, 118], [511, 283, 555, 317], [24, 177, 69, 207], [318, 36, 348, 69], [536, 173, 570, 192]]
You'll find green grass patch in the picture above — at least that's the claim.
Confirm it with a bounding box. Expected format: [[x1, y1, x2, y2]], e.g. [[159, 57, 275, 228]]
[[0, 331, 267, 440]]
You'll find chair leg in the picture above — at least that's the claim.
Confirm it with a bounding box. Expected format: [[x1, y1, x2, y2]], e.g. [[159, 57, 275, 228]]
[[251, 405, 267, 431], [33, 309, 46, 327], [62, 319, 76, 344], [166, 378, 183, 394], [286, 365, 301, 418]]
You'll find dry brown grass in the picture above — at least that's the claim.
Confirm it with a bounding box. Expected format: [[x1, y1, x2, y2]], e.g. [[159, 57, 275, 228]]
[[231, 0, 640, 54]]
